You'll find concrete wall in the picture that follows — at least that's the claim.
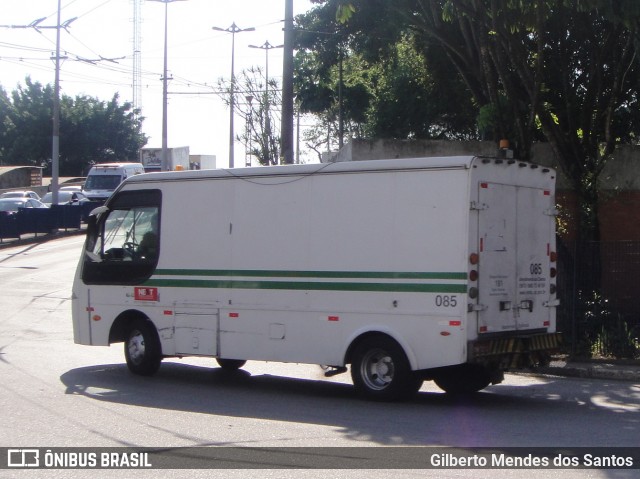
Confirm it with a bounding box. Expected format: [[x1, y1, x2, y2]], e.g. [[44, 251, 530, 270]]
[[0, 167, 43, 189], [332, 139, 497, 163], [333, 139, 640, 189]]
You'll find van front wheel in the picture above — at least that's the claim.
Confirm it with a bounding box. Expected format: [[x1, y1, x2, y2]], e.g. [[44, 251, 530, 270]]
[[124, 319, 162, 376], [350, 336, 422, 401]]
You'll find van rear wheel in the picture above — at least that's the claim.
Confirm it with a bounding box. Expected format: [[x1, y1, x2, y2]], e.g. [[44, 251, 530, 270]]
[[434, 364, 491, 394], [124, 319, 162, 376], [351, 336, 422, 401], [216, 358, 247, 371]]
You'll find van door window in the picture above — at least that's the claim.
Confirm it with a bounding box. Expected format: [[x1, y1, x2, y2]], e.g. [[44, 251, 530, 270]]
[[82, 189, 161, 285], [96, 206, 158, 261]]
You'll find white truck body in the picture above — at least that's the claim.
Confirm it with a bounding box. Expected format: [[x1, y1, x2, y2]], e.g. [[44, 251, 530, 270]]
[[140, 146, 190, 172], [72, 156, 560, 399], [82, 162, 145, 201]]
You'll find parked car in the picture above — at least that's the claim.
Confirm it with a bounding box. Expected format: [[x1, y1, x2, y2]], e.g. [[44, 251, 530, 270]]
[[41, 190, 90, 207], [0, 190, 41, 200], [0, 197, 48, 214]]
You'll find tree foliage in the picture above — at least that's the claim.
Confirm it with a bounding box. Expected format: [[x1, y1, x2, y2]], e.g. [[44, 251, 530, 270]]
[[0, 77, 147, 176], [295, 0, 481, 153]]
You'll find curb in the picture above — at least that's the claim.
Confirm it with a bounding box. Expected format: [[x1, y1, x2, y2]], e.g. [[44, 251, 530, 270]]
[[534, 361, 640, 382], [0, 228, 86, 249]]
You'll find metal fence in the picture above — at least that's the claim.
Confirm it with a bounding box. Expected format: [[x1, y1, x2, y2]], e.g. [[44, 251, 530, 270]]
[[557, 239, 640, 359], [0, 201, 102, 242]]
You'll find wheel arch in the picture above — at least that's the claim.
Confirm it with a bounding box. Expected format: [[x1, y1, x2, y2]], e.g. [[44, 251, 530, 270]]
[[344, 329, 417, 370], [108, 309, 152, 344]]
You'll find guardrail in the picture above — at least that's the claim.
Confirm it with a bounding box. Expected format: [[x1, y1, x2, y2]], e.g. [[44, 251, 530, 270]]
[[0, 201, 104, 242]]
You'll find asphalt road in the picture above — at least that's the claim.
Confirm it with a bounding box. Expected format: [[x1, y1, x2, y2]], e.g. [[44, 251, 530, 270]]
[[0, 236, 638, 479]]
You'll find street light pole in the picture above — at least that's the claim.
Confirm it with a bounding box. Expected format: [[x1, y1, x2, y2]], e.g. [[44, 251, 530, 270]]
[[280, 0, 295, 164], [213, 22, 255, 169], [245, 95, 253, 167], [149, 0, 186, 171], [249, 41, 283, 166], [51, 0, 62, 204], [2, 11, 76, 203]]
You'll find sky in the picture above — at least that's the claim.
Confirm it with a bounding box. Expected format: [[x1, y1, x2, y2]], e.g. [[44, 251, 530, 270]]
[[0, 0, 317, 168]]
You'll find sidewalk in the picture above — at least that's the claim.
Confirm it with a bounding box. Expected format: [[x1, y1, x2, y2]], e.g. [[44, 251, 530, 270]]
[[538, 358, 640, 382]]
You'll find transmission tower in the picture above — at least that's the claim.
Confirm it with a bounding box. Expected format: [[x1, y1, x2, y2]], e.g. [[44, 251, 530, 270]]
[[132, 0, 142, 114]]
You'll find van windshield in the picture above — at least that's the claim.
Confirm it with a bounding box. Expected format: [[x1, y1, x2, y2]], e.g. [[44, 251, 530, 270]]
[[82, 189, 162, 285], [84, 174, 122, 190]]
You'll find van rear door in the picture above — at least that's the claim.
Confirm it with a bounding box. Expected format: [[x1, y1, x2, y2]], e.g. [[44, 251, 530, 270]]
[[477, 182, 553, 333]]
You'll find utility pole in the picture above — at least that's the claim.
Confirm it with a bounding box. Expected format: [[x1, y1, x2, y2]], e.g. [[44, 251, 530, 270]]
[[338, 45, 344, 149], [132, 0, 142, 115], [245, 95, 253, 167], [150, 0, 186, 171], [249, 40, 283, 165], [1, 6, 78, 204], [51, 0, 62, 204], [280, 0, 294, 164], [213, 23, 255, 169]]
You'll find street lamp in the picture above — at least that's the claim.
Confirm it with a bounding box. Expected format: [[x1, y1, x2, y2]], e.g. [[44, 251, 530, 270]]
[[149, 0, 186, 171], [213, 22, 255, 169], [248, 41, 283, 165]]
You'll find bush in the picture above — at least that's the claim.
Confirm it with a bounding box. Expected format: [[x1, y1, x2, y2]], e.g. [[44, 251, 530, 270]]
[[577, 291, 639, 359]]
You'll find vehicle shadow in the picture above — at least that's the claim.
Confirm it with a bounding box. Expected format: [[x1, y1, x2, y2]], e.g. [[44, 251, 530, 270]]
[[60, 361, 639, 448]]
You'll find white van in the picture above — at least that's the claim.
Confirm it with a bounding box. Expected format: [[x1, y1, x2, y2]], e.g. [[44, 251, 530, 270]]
[[72, 156, 561, 400], [82, 162, 144, 201]]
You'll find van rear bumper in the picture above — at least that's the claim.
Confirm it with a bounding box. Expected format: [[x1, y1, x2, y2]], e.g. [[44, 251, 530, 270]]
[[468, 332, 562, 370]]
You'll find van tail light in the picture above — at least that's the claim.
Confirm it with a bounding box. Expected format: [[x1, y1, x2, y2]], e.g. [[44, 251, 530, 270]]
[[549, 250, 557, 293], [469, 252, 479, 300]]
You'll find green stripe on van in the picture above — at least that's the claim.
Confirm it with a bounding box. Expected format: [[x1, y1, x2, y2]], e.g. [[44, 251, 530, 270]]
[[145, 269, 467, 294]]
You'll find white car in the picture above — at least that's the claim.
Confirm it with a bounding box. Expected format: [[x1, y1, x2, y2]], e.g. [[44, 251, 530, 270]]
[[41, 190, 89, 207], [0, 190, 41, 200], [0, 197, 48, 213]]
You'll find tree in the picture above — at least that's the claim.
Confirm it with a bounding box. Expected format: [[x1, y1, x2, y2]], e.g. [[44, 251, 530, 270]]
[[218, 67, 282, 166], [0, 77, 147, 176], [294, 45, 373, 157], [366, 35, 477, 140], [3, 78, 54, 169], [61, 93, 146, 175], [0, 86, 13, 162], [294, 0, 479, 153]]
